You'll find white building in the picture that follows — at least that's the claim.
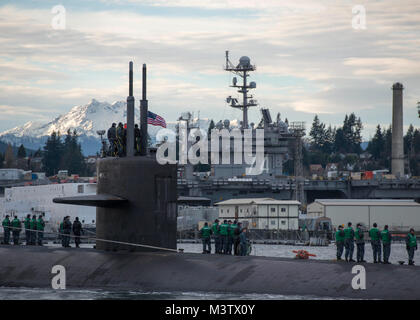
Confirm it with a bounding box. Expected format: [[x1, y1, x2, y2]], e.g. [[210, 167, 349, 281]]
[[215, 198, 300, 230], [307, 199, 420, 231], [0, 183, 97, 231], [0, 169, 24, 181], [177, 206, 219, 231]]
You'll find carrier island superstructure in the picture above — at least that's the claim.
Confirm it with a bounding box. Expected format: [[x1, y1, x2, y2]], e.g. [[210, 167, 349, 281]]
[[176, 52, 306, 205]]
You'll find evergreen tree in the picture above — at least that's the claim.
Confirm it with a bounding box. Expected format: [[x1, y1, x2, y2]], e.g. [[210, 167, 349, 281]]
[[383, 126, 392, 169], [0, 152, 4, 169], [333, 128, 346, 153], [42, 131, 63, 176], [404, 124, 414, 155], [341, 113, 362, 153], [414, 128, 420, 154], [33, 148, 42, 158], [412, 129, 420, 176], [367, 125, 385, 160], [17, 144, 26, 158], [354, 117, 363, 154], [309, 115, 326, 151], [4, 143, 15, 168], [60, 130, 86, 175], [323, 125, 335, 154]]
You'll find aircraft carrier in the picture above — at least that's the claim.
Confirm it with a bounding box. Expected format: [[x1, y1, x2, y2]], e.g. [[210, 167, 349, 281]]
[[175, 53, 420, 206]]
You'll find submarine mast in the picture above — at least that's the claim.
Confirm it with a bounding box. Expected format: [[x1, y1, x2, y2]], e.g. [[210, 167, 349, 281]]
[[224, 51, 258, 129]]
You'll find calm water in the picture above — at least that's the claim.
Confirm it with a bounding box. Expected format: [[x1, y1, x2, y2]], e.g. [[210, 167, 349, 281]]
[[0, 242, 413, 300], [0, 287, 337, 300]]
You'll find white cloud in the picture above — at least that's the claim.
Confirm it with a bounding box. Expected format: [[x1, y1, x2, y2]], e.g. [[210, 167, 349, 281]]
[[0, 1, 420, 139]]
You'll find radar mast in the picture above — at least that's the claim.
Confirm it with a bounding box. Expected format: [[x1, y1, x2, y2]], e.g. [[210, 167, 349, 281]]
[[224, 51, 258, 129]]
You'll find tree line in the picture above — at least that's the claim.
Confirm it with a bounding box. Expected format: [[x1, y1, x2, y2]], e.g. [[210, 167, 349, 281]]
[[42, 130, 88, 177], [301, 113, 420, 176], [0, 143, 36, 169]]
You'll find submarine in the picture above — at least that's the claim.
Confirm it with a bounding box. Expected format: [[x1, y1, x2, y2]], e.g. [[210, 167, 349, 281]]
[[1, 61, 420, 300]]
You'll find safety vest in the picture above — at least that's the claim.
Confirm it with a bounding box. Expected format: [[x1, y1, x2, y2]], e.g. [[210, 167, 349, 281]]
[[201, 226, 211, 239], [369, 228, 380, 241], [30, 219, 37, 230], [230, 224, 238, 237], [11, 218, 21, 229], [24, 218, 31, 229], [219, 223, 229, 236], [355, 228, 364, 240], [37, 218, 45, 231], [344, 227, 354, 239], [335, 230, 345, 242], [407, 234, 417, 248], [381, 229, 391, 244], [2, 218, 10, 228], [211, 223, 219, 235]]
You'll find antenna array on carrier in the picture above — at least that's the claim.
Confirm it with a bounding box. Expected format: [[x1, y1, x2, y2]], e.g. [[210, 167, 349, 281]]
[[224, 51, 258, 129]]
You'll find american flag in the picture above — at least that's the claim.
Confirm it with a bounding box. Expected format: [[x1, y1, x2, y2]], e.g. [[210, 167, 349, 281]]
[[147, 111, 166, 128]]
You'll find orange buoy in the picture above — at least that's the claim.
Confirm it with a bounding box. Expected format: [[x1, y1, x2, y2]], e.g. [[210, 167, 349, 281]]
[[292, 250, 317, 259]]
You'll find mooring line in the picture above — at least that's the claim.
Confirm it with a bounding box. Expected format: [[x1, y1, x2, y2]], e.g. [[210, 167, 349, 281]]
[[4, 226, 178, 253]]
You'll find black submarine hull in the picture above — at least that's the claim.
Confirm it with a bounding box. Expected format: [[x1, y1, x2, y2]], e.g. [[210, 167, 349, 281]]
[[0, 245, 419, 299]]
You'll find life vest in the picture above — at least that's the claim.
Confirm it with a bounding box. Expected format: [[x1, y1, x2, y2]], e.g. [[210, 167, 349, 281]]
[[369, 228, 380, 241]]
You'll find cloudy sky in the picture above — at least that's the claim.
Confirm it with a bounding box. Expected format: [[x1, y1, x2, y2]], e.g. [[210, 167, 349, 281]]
[[0, 0, 419, 139]]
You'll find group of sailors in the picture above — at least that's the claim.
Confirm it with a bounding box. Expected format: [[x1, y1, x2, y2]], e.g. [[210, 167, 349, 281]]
[[335, 222, 418, 265], [2, 214, 45, 246], [107, 122, 141, 157], [1, 215, 84, 248], [199, 219, 250, 256], [59, 216, 84, 248]]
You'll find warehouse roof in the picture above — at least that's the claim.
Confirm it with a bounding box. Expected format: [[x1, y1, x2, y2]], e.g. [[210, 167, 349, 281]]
[[215, 198, 301, 206], [178, 196, 211, 201], [314, 199, 420, 207]]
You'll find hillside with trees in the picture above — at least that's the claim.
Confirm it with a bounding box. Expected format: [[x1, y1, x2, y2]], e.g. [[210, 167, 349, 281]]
[[291, 113, 420, 176]]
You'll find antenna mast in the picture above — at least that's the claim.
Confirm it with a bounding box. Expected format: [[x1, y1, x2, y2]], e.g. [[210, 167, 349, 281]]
[[224, 51, 258, 129]]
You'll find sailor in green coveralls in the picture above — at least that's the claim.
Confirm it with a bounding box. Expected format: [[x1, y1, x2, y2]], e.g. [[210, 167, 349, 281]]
[[2, 215, 11, 244], [199, 222, 212, 254], [211, 219, 220, 254], [381, 225, 392, 264], [355, 223, 366, 263], [24, 214, 31, 245], [11, 216, 22, 245], [369, 223, 382, 263], [219, 220, 230, 254]]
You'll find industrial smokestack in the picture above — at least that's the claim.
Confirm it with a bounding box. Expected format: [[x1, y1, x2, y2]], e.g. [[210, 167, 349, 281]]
[[140, 64, 148, 156], [391, 82, 404, 177], [126, 61, 135, 157]]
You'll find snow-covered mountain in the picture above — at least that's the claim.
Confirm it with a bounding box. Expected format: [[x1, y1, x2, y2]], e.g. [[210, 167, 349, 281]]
[[0, 99, 214, 155]]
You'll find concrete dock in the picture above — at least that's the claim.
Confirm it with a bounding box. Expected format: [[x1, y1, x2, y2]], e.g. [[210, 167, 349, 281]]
[[0, 245, 419, 299]]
